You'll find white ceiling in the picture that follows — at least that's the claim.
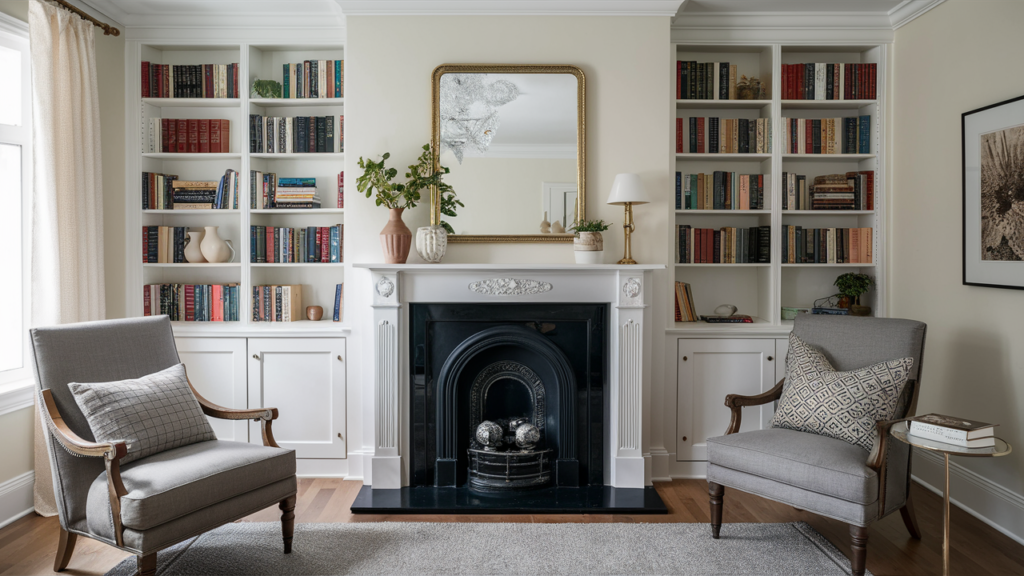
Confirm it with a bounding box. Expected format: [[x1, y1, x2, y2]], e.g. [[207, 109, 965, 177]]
[[79, 0, 944, 29]]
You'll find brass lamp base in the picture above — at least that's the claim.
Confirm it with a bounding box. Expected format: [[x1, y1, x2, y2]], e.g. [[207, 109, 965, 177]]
[[617, 202, 639, 265]]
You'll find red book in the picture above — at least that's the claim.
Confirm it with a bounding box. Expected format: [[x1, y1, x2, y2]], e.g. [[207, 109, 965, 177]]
[[161, 118, 170, 153], [676, 118, 683, 153], [338, 171, 344, 208], [188, 119, 199, 153], [142, 227, 148, 263], [209, 119, 221, 153], [870, 63, 877, 99], [232, 65, 238, 99], [782, 64, 789, 99], [176, 119, 187, 153], [861, 170, 875, 210], [150, 173, 157, 209], [266, 226, 275, 263], [220, 119, 230, 153], [805, 120, 813, 154], [833, 64, 839, 100], [797, 66, 804, 100], [143, 285, 151, 316], [308, 116, 316, 152], [162, 65, 170, 98], [676, 60, 682, 99], [339, 115, 344, 152], [185, 284, 195, 322], [212, 285, 223, 321], [321, 227, 330, 262], [199, 119, 210, 153], [204, 64, 213, 98], [142, 62, 150, 97], [697, 118, 705, 154], [315, 227, 322, 261]]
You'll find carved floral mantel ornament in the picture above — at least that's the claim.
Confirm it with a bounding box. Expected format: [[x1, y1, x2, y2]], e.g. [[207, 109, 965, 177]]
[[376, 277, 395, 298], [469, 278, 554, 296]]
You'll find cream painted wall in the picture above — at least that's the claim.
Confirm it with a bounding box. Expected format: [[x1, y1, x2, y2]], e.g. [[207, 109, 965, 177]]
[[0, 408, 33, 484], [443, 156, 577, 236], [892, 0, 1024, 494], [346, 16, 672, 473]]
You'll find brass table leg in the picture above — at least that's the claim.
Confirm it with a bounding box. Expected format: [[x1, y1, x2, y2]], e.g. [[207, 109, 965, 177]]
[[943, 453, 950, 576]]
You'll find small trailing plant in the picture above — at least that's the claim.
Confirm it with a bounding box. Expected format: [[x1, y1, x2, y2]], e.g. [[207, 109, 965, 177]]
[[437, 181, 463, 235], [357, 152, 417, 209], [403, 144, 462, 233], [833, 272, 875, 304], [251, 79, 282, 99], [569, 219, 612, 235]]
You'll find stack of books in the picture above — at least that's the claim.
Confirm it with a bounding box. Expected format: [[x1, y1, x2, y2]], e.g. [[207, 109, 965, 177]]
[[782, 171, 875, 211], [170, 170, 239, 210], [909, 414, 997, 448], [674, 282, 698, 322], [273, 178, 321, 209]]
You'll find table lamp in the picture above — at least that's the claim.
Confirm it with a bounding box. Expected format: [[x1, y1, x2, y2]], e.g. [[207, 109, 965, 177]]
[[606, 173, 649, 265]]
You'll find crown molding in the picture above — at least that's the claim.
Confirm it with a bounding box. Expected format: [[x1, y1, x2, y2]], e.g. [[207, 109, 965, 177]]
[[889, 0, 945, 29], [334, 1, 683, 16], [0, 12, 28, 34], [76, 0, 128, 27]]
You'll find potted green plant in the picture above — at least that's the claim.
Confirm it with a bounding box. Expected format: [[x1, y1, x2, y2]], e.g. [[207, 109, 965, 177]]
[[833, 273, 875, 316], [251, 79, 282, 99], [569, 219, 611, 264], [357, 152, 419, 264]]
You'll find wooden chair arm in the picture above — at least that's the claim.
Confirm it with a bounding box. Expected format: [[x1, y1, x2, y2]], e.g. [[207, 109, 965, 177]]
[[724, 378, 785, 435], [866, 416, 913, 517], [186, 377, 281, 448], [40, 389, 129, 547]]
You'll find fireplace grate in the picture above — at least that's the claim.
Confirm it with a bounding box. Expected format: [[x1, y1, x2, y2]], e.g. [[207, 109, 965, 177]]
[[467, 448, 552, 492]]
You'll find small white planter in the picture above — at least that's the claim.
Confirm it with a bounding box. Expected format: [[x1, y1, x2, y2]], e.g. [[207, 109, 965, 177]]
[[574, 232, 604, 264]]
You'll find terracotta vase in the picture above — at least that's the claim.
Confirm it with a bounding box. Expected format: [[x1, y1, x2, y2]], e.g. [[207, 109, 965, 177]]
[[380, 208, 412, 264]]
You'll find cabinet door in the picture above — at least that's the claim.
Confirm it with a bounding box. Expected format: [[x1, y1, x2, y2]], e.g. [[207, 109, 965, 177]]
[[247, 338, 346, 459], [175, 338, 248, 442], [676, 339, 776, 461]]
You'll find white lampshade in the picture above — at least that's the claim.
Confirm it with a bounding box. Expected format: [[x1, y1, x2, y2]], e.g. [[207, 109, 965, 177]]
[[606, 173, 649, 205]]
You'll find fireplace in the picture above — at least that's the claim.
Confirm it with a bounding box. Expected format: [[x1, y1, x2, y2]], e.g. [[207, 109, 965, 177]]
[[410, 304, 606, 491]]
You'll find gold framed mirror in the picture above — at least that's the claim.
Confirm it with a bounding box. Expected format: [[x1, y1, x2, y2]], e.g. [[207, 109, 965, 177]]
[[430, 64, 586, 243]]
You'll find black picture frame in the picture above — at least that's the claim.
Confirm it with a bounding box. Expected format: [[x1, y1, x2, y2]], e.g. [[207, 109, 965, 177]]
[[962, 93, 1024, 290]]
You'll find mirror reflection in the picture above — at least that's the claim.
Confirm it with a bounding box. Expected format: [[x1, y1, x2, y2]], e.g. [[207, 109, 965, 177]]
[[433, 70, 583, 239]]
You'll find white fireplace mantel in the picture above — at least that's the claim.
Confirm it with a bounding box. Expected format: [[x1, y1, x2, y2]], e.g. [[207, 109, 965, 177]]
[[354, 263, 664, 490]]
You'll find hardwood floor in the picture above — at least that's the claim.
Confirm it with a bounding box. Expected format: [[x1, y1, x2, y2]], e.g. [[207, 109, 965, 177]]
[[2, 479, 1022, 576]]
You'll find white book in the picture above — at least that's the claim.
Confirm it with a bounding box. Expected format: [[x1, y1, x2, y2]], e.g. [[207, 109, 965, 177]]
[[909, 422, 996, 448], [713, 62, 720, 100], [815, 63, 825, 100], [839, 64, 845, 100]]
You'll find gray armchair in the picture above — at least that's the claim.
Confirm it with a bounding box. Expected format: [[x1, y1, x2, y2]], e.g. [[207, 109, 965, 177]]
[[706, 315, 927, 576], [31, 316, 297, 576]]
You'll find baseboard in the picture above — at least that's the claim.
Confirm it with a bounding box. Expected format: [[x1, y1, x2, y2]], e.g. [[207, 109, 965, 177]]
[[0, 471, 34, 530], [650, 448, 671, 482], [912, 450, 1024, 546]]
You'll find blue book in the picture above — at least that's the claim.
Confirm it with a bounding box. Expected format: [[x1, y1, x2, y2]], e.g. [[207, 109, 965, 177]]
[[277, 177, 316, 187], [333, 284, 342, 322], [675, 172, 681, 209], [690, 174, 698, 209], [858, 115, 871, 154], [330, 225, 340, 262], [335, 60, 342, 97], [683, 173, 690, 210], [283, 64, 289, 99], [306, 226, 317, 262]]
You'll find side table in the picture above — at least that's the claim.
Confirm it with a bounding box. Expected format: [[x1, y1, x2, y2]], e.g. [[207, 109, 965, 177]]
[[890, 421, 1011, 576]]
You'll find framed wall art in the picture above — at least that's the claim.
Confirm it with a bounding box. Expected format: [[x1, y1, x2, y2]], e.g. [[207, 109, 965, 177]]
[[963, 93, 1024, 289]]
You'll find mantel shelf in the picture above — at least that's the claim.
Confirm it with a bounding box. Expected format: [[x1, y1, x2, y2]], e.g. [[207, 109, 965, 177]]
[[249, 98, 345, 107], [354, 263, 665, 272]]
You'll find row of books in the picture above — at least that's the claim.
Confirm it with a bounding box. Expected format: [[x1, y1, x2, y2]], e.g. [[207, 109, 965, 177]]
[[677, 225, 771, 264], [673, 282, 699, 321], [252, 285, 303, 322], [143, 284, 240, 322], [141, 62, 240, 99], [675, 117, 772, 154], [250, 173, 323, 210], [249, 225, 343, 263], [781, 226, 873, 264], [782, 171, 875, 211], [675, 62, 744, 100], [143, 226, 192, 263], [145, 170, 240, 211], [780, 116, 870, 154], [144, 118, 232, 154], [281, 60, 344, 99], [249, 115, 343, 154], [909, 414, 997, 448], [781, 63, 877, 101], [676, 172, 768, 210]]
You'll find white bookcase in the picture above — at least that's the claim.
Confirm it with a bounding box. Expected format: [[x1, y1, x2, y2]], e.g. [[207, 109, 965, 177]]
[[126, 41, 347, 335], [669, 43, 887, 332]]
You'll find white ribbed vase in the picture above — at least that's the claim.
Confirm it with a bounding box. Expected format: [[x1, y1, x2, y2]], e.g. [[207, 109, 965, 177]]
[[415, 225, 448, 264]]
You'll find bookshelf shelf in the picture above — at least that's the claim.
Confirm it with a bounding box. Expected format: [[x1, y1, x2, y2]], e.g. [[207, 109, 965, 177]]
[[142, 98, 241, 108], [128, 41, 348, 329], [250, 153, 344, 160], [249, 98, 344, 107], [672, 42, 886, 327]]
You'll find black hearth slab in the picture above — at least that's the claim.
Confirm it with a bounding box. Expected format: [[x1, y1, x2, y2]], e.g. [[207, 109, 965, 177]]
[[350, 485, 668, 515]]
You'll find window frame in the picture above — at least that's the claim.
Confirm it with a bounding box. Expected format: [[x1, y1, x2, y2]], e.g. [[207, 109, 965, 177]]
[[0, 13, 33, 389]]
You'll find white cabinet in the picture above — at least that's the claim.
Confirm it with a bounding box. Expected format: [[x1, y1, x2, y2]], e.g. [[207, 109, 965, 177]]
[[247, 338, 347, 459], [176, 338, 249, 442], [676, 338, 777, 461]]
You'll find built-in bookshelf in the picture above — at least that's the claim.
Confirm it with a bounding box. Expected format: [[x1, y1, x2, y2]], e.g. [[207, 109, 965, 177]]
[[670, 43, 885, 331], [127, 42, 346, 332]]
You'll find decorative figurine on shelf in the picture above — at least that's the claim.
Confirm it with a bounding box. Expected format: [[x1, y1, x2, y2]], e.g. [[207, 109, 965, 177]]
[[475, 421, 504, 451], [540, 211, 551, 234], [306, 306, 323, 321], [714, 304, 738, 317], [736, 75, 767, 100]]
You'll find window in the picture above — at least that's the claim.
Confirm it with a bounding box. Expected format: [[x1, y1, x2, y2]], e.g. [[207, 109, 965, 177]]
[[0, 17, 31, 386]]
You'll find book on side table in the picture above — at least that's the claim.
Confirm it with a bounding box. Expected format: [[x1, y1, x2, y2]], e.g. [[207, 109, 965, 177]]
[[909, 413, 997, 448]]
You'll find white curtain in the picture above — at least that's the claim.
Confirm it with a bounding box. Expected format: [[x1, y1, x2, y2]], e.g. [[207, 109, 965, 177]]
[[28, 0, 106, 516]]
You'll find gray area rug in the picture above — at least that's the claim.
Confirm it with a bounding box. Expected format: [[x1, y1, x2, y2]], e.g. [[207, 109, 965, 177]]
[[106, 521, 868, 576]]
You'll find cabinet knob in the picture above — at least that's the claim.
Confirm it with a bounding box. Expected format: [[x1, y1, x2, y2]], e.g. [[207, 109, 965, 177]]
[[337, 355, 343, 362], [682, 436, 687, 442], [682, 356, 688, 361], [767, 356, 774, 362], [337, 433, 344, 440], [252, 354, 260, 360]]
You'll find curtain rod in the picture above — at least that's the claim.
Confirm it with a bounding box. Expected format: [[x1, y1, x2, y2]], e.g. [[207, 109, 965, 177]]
[[52, 0, 120, 36]]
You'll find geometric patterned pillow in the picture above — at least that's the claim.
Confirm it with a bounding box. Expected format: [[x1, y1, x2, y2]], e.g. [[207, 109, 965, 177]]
[[69, 363, 216, 465], [770, 333, 913, 452]]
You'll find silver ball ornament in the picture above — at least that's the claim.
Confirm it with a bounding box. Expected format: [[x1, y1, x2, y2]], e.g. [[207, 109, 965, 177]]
[[515, 423, 541, 451], [475, 421, 504, 451]]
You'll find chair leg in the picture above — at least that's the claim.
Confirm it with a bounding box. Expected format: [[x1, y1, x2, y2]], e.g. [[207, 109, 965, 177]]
[[850, 525, 869, 576], [280, 495, 296, 553], [900, 492, 923, 540], [709, 482, 724, 539], [136, 552, 156, 576], [53, 527, 77, 572]]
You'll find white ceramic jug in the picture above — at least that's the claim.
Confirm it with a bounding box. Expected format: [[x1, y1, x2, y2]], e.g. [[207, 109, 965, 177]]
[[199, 226, 234, 263]]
